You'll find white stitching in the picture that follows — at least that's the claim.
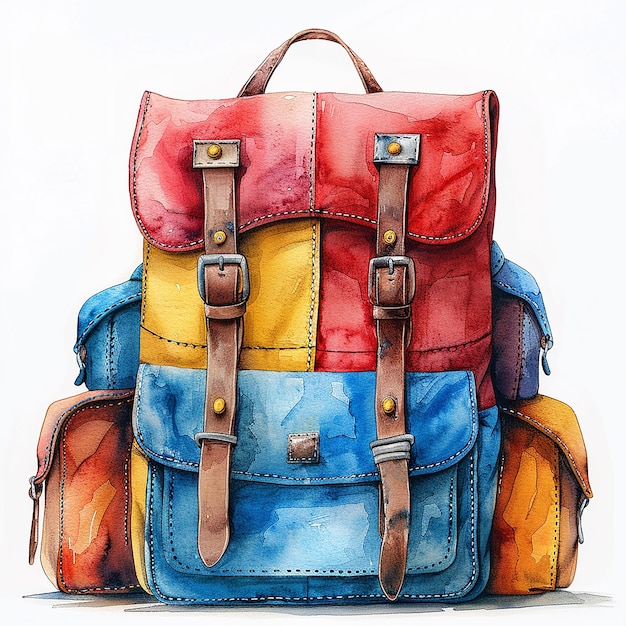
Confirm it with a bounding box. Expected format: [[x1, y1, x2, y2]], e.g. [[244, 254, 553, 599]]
[[500, 406, 590, 495]]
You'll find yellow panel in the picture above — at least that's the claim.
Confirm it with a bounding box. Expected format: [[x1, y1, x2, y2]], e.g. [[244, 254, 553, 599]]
[[140, 219, 320, 372], [130, 441, 151, 594]]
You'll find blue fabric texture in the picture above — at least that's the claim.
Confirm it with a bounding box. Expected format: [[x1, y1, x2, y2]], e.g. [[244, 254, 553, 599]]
[[491, 241, 553, 361], [134, 365, 500, 605], [73, 266, 142, 389]]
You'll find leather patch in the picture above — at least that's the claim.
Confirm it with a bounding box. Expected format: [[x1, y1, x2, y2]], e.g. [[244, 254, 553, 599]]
[[287, 432, 320, 464]]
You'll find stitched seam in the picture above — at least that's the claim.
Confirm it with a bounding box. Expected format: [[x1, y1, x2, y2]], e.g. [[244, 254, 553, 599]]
[[402, 454, 477, 599], [406, 474, 455, 572], [123, 446, 130, 545], [130, 92, 167, 248], [496, 452, 505, 496], [499, 406, 590, 494], [513, 300, 524, 397], [494, 278, 551, 331], [135, 92, 491, 251], [140, 324, 312, 352], [309, 93, 316, 212], [317, 331, 491, 356], [106, 319, 115, 389], [130, 92, 204, 251], [57, 417, 139, 593], [306, 221, 317, 371], [76, 292, 141, 346], [58, 430, 68, 589], [37, 394, 134, 480], [167, 469, 376, 575], [550, 446, 559, 589], [141, 245, 150, 325], [155, 462, 476, 597], [406, 90, 490, 242], [135, 372, 477, 477], [141, 324, 206, 349]]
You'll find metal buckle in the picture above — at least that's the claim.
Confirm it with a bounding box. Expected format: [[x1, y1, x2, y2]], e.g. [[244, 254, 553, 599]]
[[197, 253, 250, 304], [368, 255, 416, 306], [29, 476, 42, 501]]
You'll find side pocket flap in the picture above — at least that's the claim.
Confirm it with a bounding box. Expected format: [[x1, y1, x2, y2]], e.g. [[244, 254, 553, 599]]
[[491, 241, 553, 371], [499, 394, 592, 498], [31, 389, 136, 487]]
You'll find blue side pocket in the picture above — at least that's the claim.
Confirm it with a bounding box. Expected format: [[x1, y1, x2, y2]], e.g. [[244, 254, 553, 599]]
[[74, 265, 142, 389], [491, 242, 552, 400]]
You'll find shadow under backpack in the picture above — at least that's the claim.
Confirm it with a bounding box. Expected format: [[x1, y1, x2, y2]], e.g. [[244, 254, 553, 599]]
[[28, 29, 592, 605]]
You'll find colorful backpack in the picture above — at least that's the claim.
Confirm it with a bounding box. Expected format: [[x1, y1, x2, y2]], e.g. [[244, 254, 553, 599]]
[[29, 28, 591, 605]]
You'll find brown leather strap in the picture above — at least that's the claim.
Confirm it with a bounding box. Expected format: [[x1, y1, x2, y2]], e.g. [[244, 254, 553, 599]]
[[369, 149, 417, 600], [238, 28, 383, 97], [193, 141, 247, 567]]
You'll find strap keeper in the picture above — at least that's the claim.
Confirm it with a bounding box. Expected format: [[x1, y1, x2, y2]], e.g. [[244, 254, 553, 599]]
[[204, 301, 247, 320], [194, 432, 238, 447], [370, 433, 415, 465], [372, 304, 411, 320]]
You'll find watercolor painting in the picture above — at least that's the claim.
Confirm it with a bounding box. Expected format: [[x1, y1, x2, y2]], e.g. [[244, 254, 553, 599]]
[[2, 1, 623, 625]]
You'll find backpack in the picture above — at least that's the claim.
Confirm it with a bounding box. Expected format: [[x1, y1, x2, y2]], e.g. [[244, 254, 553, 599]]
[[29, 28, 591, 605]]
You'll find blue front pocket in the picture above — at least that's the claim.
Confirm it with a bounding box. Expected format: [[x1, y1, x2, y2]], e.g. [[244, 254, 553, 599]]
[[135, 366, 499, 604]]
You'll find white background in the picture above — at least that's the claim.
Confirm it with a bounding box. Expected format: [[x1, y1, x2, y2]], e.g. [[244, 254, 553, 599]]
[[1, 0, 624, 624]]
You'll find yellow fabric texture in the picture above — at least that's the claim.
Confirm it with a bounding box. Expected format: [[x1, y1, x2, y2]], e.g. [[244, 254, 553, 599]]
[[131, 218, 321, 586], [139, 219, 321, 371], [130, 441, 150, 593]]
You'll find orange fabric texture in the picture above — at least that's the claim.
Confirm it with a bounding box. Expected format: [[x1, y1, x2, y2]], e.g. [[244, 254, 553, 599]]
[[488, 395, 592, 594]]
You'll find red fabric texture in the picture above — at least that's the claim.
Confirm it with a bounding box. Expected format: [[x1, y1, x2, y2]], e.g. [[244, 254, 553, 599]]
[[130, 90, 496, 250]]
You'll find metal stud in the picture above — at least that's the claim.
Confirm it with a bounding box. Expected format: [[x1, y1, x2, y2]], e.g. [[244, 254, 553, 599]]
[[387, 141, 402, 156], [213, 230, 227, 245], [383, 229, 397, 245], [382, 396, 396, 415], [213, 398, 226, 415], [207, 143, 222, 159]]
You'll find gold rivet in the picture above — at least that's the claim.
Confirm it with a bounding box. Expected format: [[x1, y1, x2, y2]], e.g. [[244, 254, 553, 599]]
[[207, 143, 222, 159], [387, 141, 402, 156], [382, 397, 396, 415], [213, 230, 227, 245], [383, 229, 397, 245], [213, 398, 226, 415]]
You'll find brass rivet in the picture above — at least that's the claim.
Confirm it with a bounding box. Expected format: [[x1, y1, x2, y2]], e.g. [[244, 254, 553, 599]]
[[382, 397, 396, 415], [387, 141, 402, 156], [213, 398, 226, 415], [383, 229, 397, 245], [207, 143, 222, 159], [213, 230, 227, 245]]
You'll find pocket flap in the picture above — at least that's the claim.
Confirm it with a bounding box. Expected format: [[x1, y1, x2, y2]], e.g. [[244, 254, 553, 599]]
[[30, 389, 135, 488], [74, 266, 142, 349], [491, 242, 553, 352], [499, 394, 592, 498], [133, 365, 479, 484]]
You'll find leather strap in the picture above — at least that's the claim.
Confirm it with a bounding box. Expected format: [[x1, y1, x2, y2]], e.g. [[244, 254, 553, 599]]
[[193, 142, 246, 567], [369, 154, 417, 600], [238, 28, 383, 97]]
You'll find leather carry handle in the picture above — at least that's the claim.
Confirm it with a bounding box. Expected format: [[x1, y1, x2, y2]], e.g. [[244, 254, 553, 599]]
[[238, 28, 383, 97]]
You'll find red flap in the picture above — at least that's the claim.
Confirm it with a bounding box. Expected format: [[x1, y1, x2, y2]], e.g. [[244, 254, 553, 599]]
[[130, 90, 498, 251]]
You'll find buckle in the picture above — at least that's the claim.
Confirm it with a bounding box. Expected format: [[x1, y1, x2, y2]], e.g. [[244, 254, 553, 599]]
[[368, 255, 416, 306], [197, 253, 250, 305]]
